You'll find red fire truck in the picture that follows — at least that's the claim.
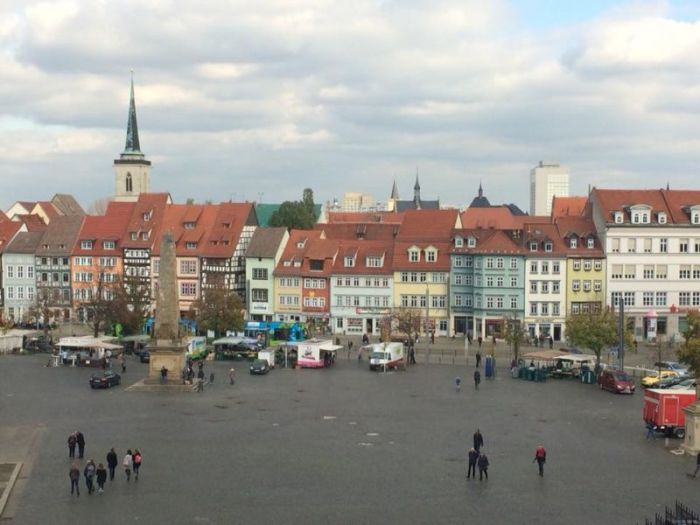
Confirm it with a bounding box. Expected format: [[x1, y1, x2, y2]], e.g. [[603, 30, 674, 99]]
[[643, 388, 697, 439]]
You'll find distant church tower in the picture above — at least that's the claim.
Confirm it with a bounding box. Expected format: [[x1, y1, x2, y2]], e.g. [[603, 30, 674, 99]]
[[114, 73, 150, 202]]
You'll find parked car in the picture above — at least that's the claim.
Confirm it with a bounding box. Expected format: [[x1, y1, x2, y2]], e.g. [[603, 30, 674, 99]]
[[654, 361, 689, 377], [249, 359, 270, 375], [89, 370, 121, 389], [140, 351, 150, 363], [598, 368, 635, 394], [641, 370, 679, 388]]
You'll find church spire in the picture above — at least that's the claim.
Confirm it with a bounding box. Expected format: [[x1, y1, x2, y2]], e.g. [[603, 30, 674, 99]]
[[123, 71, 142, 155]]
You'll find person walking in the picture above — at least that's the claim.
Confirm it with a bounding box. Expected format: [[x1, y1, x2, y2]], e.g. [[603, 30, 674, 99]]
[[123, 449, 133, 481], [76, 431, 85, 459], [69, 464, 80, 496], [473, 429, 484, 452], [467, 447, 478, 480], [133, 449, 142, 480], [534, 445, 547, 476], [477, 451, 489, 481], [475, 351, 482, 368], [473, 369, 481, 390], [229, 368, 236, 385], [95, 463, 107, 494], [106, 448, 118, 480], [83, 459, 96, 495], [68, 432, 77, 458]]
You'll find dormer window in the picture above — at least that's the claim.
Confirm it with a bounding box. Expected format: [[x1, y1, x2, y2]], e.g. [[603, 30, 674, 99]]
[[408, 248, 420, 262], [569, 238, 577, 249], [658, 212, 667, 224], [103, 241, 115, 250], [529, 241, 537, 252], [544, 242, 553, 252], [455, 237, 463, 248], [186, 241, 197, 249], [344, 256, 355, 267], [586, 237, 594, 249], [614, 212, 623, 224], [81, 240, 93, 250], [184, 222, 196, 230], [467, 236, 476, 248]]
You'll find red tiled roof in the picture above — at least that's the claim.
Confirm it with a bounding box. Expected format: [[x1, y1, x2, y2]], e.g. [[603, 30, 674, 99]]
[[396, 209, 460, 242], [331, 240, 394, 275], [551, 196, 587, 218], [74, 202, 135, 256], [326, 211, 404, 224]]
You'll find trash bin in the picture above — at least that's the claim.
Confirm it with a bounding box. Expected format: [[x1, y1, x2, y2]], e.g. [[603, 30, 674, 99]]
[[581, 370, 595, 384]]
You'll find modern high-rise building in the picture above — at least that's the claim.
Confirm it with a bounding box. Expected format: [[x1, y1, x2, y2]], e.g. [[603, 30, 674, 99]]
[[529, 161, 569, 216]]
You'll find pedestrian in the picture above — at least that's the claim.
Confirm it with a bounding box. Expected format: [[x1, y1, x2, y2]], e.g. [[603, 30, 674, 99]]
[[477, 336, 482, 348], [474, 369, 481, 390], [645, 421, 656, 440], [67, 432, 77, 458], [76, 431, 85, 458], [534, 445, 547, 476], [691, 452, 700, 478], [83, 459, 96, 495], [477, 451, 489, 481], [133, 449, 142, 480], [229, 368, 236, 385], [475, 351, 482, 368], [95, 463, 107, 494], [455, 376, 462, 393], [123, 449, 133, 481], [69, 463, 80, 496], [106, 448, 118, 481], [467, 447, 478, 479], [473, 429, 484, 452]]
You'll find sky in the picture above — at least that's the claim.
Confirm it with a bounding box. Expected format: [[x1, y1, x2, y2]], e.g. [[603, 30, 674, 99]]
[[2, 0, 700, 212]]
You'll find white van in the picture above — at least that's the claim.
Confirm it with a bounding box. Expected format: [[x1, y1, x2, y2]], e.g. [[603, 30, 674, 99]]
[[368, 342, 405, 371]]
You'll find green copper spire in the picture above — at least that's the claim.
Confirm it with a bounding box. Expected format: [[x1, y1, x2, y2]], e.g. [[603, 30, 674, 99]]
[[123, 71, 142, 155]]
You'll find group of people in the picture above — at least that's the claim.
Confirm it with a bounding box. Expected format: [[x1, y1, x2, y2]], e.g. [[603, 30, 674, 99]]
[[465, 429, 547, 481], [67, 431, 143, 497]]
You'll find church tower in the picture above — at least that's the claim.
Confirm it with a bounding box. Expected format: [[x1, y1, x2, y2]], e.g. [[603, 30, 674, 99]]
[[114, 73, 150, 202]]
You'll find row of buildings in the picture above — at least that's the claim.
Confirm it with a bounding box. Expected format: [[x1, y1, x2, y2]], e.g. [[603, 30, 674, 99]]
[[2, 186, 700, 343]]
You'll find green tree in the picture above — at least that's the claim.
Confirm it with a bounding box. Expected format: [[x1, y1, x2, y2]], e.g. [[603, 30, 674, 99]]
[[503, 316, 527, 361], [678, 310, 700, 395], [566, 309, 634, 370], [190, 288, 245, 338], [269, 189, 316, 230]]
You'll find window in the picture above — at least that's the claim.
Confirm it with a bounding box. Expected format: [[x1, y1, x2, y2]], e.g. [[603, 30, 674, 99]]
[[180, 282, 197, 297], [409, 250, 419, 262], [569, 238, 577, 249], [530, 302, 538, 316], [655, 292, 667, 306], [552, 262, 560, 274], [660, 238, 668, 253], [572, 280, 580, 292], [680, 239, 689, 253], [426, 250, 436, 263], [344, 256, 355, 267], [252, 268, 268, 280], [530, 262, 538, 274], [544, 242, 552, 252], [180, 260, 197, 274], [251, 289, 268, 302], [510, 277, 517, 287], [510, 258, 517, 269], [573, 259, 581, 271]]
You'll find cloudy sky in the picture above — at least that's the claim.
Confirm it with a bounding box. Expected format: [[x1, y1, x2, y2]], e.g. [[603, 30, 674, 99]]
[[2, 0, 700, 212]]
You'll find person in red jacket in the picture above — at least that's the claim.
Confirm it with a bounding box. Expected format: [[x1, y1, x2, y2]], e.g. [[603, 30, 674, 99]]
[[534, 445, 547, 476]]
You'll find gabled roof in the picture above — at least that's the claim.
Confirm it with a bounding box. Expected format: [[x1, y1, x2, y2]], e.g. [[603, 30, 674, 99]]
[[0, 220, 23, 254], [5, 231, 45, 254], [37, 215, 84, 256], [396, 209, 460, 242], [246, 227, 288, 259], [551, 196, 586, 218], [73, 202, 135, 256]]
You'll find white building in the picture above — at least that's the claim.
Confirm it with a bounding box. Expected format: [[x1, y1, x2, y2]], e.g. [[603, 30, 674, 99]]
[[530, 161, 569, 216], [590, 188, 700, 341]]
